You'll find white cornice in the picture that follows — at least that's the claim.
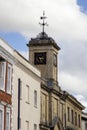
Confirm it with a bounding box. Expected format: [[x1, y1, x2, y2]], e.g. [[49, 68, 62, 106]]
[[0, 46, 15, 64], [0, 38, 14, 55]]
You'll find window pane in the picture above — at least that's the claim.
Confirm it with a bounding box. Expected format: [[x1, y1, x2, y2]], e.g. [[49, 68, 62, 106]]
[[26, 85, 29, 103], [34, 124, 37, 130], [6, 110, 10, 130], [0, 63, 4, 78], [67, 107, 70, 122], [53, 98, 58, 118], [78, 114, 80, 128], [0, 110, 2, 130], [7, 65, 11, 93], [0, 63, 2, 77], [0, 62, 6, 90], [75, 112, 77, 126], [34, 90, 37, 107], [85, 123, 87, 129], [41, 93, 47, 122], [71, 110, 74, 124], [26, 121, 29, 130], [60, 103, 63, 122]]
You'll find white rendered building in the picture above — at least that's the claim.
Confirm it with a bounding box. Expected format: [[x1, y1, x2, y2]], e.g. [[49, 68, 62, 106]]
[[13, 50, 41, 130], [0, 38, 41, 130], [0, 38, 14, 130]]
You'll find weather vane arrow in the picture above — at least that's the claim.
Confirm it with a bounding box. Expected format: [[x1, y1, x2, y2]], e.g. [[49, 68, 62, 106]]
[[39, 11, 48, 34]]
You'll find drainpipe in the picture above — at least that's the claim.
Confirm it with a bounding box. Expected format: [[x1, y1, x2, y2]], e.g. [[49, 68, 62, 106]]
[[18, 78, 21, 130]]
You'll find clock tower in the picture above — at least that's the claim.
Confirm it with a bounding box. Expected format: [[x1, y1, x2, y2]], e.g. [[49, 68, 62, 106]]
[[27, 12, 60, 87]]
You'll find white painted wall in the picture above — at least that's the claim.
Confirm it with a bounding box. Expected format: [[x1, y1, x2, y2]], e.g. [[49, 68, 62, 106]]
[[12, 53, 41, 130]]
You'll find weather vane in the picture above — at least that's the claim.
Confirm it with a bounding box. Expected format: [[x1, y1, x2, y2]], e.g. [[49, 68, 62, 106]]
[[39, 11, 48, 34]]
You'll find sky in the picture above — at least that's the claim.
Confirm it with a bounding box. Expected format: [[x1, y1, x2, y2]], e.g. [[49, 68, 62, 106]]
[[0, 0, 87, 111]]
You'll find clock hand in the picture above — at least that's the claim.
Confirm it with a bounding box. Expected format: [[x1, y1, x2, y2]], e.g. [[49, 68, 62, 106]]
[[39, 57, 44, 62]]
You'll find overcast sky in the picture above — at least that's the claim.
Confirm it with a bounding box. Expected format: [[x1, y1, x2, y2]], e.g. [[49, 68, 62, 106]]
[[0, 0, 87, 111]]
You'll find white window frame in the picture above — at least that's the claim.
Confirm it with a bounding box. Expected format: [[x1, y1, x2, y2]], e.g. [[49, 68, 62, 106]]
[[6, 108, 10, 130], [0, 62, 6, 91], [7, 64, 12, 94], [0, 105, 4, 130]]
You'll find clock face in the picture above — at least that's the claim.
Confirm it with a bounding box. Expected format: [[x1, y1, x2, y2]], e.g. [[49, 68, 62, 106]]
[[53, 54, 57, 66], [34, 52, 46, 65]]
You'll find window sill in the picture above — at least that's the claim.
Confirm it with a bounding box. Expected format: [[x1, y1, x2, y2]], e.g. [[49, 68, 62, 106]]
[[34, 105, 37, 108], [0, 88, 5, 92], [26, 101, 30, 104]]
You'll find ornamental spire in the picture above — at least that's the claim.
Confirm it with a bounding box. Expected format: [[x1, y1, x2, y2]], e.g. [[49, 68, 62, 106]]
[[39, 11, 48, 35]]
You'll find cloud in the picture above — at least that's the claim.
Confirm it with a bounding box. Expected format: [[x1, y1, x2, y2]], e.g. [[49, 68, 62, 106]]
[[75, 94, 87, 112], [59, 71, 87, 111], [59, 42, 87, 77], [0, 0, 87, 40], [0, 0, 87, 110], [59, 71, 87, 96]]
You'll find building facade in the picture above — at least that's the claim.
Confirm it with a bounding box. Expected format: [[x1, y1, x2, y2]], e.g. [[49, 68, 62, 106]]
[[27, 29, 84, 130], [0, 38, 14, 130], [0, 13, 85, 130], [12, 50, 41, 130], [0, 38, 41, 130], [82, 112, 87, 130], [66, 93, 84, 130]]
